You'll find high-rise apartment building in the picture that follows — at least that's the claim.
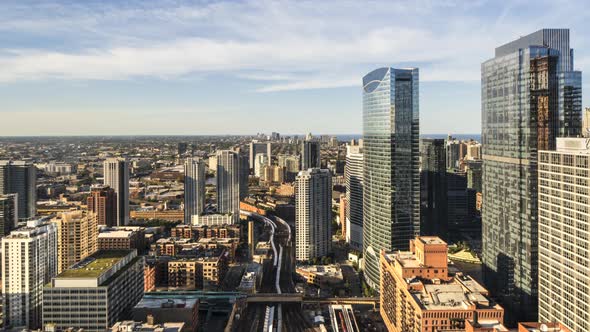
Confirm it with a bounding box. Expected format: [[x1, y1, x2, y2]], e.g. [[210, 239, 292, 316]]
[[278, 154, 300, 182], [0, 160, 36, 219], [238, 153, 249, 200], [380, 237, 506, 332], [254, 153, 268, 178], [184, 157, 206, 225], [2, 219, 57, 329], [52, 211, 98, 273], [345, 144, 363, 250], [420, 138, 448, 241], [295, 168, 332, 261], [43, 250, 144, 332], [301, 140, 321, 170], [362, 67, 420, 289], [446, 137, 466, 170], [216, 150, 240, 223], [87, 185, 117, 227], [481, 29, 582, 322], [0, 194, 18, 237], [538, 138, 590, 332], [249, 142, 271, 171], [103, 158, 130, 226]]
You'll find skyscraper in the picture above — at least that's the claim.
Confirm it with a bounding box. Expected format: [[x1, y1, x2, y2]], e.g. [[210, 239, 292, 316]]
[[254, 153, 268, 178], [295, 168, 332, 261], [217, 150, 240, 223], [420, 138, 448, 241], [538, 138, 590, 331], [87, 185, 117, 227], [249, 141, 271, 171], [301, 140, 321, 170], [103, 158, 129, 226], [345, 144, 364, 250], [481, 29, 582, 322], [0, 194, 18, 237], [238, 153, 249, 200], [184, 157, 206, 224], [278, 154, 300, 182], [0, 160, 37, 219], [362, 67, 420, 289], [52, 210, 98, 273], [2, 219, 57, 329]]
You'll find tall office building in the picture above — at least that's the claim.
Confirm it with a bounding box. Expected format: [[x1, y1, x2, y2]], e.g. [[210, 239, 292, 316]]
[[184, 157, 206, 224], [216, 150, 240, 223], [481, 29, 582, 322], [43, 250, 144, 332], [295, 169, 332, 261], [52, 211, 98, 273], [2, 219, 57, 329], [0, 160, 36, 219], [445, 137, 465, 170], [362, 67, 420, 289], [248, 142, 271, 171], [103, 158, 130, 226], [238, 153, 249, 200], [301, 140, 321, 170], [345, 145, 364, 250], [538, 138, 590, 332], [0, 194, 18, 237], [420, 138, 448, 241], [87, 185, 117, 227]]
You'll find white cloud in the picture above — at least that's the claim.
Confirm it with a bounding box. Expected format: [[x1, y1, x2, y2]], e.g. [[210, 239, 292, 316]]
[[0, 0, 589, 92]]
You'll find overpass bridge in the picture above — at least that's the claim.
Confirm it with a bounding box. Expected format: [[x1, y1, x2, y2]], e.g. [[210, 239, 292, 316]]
[[246, 293, 379, 307]]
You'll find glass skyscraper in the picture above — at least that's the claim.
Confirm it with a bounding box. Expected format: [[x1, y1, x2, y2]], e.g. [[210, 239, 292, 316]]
[[481, 29, 582, 323], [362, 67, 420, 289]]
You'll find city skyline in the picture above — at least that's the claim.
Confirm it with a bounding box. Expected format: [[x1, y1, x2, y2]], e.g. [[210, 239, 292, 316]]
[[1, 1, 590, 136]]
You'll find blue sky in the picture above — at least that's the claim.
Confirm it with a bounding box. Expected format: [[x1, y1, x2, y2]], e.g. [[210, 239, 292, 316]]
[[0, 0, 589, 136]]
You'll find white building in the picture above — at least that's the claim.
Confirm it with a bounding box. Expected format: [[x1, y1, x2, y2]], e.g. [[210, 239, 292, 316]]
[[103, 158, 129, 226], [184, 157, 205, 225], [216, 150, 240, 224], [538, 137, 590, 332], [345, 145, 363, 250], [2, 219, 57, 329], [295, 168, 332, 261], [254, 153, 268, 178]]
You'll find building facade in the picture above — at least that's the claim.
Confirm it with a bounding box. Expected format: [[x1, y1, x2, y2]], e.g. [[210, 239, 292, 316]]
[[42, 250, 144, 332], [420, 138, 448, 241], [184, 157, 206, 225], [301, 140, 321, 170], [87, 185, 117, 227], [538, 138, 590, 332], [216, 150, 240, 224], [295, 168, 332, 261], [0, 160, 36, 219], [481, 29, 582, 322], [362, 67, 420, 289], [249, 142, 271, 171], [345, 144, 364, 250], [103, 158, 130, 226], [0, 194, 18, 237], [52, 210, 98, 273], [2, 219, 58, 329]]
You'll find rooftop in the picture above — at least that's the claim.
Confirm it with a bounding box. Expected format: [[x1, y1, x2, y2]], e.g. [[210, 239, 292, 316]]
[[98, 230, 135, 238], [134, 297, 198, 309], [418, 236, 446, 245], [58, 250, 132, 278]]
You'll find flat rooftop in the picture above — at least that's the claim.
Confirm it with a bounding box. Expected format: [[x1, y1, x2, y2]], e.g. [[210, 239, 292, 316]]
[[418, 236, 446, 245], [98, 230, 134, 238], [58, 250, 132, 278], [134, 297, 198, 309]]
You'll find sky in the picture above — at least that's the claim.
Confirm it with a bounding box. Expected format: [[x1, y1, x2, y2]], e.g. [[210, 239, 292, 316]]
[[1, 0, 589, 136]]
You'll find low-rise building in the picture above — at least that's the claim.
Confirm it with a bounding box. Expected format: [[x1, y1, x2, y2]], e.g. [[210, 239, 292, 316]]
[[380, 236, 505, 332], [168, 251, 229, 290], [111, 320, 184, 332], [98, 227, 145, 251], [296, 264, 343, 287], [132, 296, 199, 332]]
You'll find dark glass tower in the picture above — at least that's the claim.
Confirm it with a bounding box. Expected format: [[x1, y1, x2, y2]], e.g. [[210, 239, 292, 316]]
[[481, 29, 582, 323], [420, 138, 448, 241], [362, 67, 420, 289]]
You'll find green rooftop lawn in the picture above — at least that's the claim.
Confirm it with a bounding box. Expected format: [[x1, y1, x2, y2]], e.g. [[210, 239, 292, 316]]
[[57, 250, 132, 278]]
